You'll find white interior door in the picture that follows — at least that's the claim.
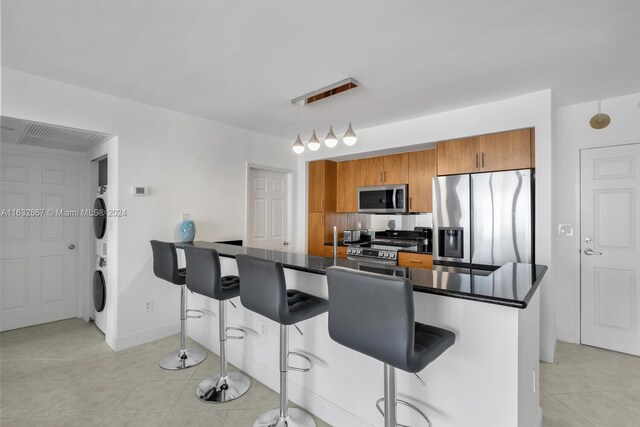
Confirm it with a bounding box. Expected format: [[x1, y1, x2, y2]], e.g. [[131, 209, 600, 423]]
[[580, 143, 640, 355], [247, 167, 290, 250], [1, 151, 80, 331]]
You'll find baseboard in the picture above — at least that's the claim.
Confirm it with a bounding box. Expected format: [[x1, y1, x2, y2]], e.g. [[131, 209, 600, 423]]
[[111, 321, 180, 351], [535, 405, 542, 427], [190, 331, 370, 427], [556, 328, 579, 344], [540, 345, 555, 363]]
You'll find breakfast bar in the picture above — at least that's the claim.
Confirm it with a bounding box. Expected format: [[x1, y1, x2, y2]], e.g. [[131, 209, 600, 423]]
[[177, 241, 547, 427]]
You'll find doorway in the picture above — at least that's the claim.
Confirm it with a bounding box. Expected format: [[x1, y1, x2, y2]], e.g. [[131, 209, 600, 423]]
[[580, 143, 640, 355], [246, 165, 293, 251], [0, 147, 82, 331]]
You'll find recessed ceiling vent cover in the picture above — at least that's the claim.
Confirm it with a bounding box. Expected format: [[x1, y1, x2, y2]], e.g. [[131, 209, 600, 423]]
[[17, 122, 112, 152]]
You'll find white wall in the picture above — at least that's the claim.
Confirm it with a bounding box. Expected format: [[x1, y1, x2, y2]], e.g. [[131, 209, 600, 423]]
[[293, 90, 556, 361], [1, 68, 295, 348], [554, 92, 640, 343]]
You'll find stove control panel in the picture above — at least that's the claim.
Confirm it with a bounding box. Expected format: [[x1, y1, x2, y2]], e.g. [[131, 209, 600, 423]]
[[347, 247, 397, 260]]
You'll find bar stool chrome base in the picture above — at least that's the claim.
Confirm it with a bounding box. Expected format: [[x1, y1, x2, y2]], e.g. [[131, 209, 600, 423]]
[[159, 348, 207, 370], [196, 372, 251, 403], [253, 407, 316, 427]]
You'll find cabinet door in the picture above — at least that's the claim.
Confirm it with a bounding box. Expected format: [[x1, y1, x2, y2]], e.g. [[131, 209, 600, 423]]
[[381, 153, 408, 184], [308, 212, 325, 256], [337, 160, 361, 212], [398, 252, 433, 269], [360, 157, 384, 186], [324, 245, 348, 258], [408, 150, 436, 212], [436, 137, 479, 175], [478, 128, 533, 172], [308, 161, 325, 212]]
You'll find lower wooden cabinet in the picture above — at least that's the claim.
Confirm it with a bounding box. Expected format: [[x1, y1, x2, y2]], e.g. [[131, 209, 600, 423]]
[[323, 245, 347, 258], [397, 252, 433, 269], [308, 213, 325, 256]]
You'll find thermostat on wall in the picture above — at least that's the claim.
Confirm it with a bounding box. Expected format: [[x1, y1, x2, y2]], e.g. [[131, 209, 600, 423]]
[[131, 186, 149, 196]]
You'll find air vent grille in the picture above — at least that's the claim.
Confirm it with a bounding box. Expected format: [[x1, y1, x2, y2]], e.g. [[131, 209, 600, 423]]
[[17, 122, 112, 152]]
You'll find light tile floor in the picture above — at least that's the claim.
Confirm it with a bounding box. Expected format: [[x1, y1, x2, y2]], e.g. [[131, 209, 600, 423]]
[[2, 319, 639, 426], [0, 319, 330, 427], [541, 341, 640, 426]]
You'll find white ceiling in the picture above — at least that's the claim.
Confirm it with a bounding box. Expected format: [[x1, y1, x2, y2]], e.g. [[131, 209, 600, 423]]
[[2, 1, 639, 139]]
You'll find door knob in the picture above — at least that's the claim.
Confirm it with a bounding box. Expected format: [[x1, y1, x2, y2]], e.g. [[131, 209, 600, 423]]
[[283, 241, 289, 246], [584, 248, 602, 255], [68, 244, 76, 250]]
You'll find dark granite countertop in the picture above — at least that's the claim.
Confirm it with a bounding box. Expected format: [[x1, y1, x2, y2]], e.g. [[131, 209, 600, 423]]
[[176, 241, 546, 309]]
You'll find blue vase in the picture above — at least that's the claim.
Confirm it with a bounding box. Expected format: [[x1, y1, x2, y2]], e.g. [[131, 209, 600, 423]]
[[180, 219, 196, 243]]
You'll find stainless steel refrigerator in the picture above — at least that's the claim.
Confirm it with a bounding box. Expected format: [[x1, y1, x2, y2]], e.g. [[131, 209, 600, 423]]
[[432, 169, 534, 270]]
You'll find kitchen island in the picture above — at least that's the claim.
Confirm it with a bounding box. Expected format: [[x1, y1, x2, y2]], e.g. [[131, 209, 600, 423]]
[[176, 241, 547, 427]]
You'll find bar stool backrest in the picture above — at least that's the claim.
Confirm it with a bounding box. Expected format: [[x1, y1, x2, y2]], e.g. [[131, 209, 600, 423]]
[[184, 246, 223, 299], [326, 266, 415, 371], [236, 255, 288, 324], [150, 240, 181, 285]]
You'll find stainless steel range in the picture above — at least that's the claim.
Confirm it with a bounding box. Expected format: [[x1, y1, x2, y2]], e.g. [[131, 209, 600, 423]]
[[346, 229, 429, 265]]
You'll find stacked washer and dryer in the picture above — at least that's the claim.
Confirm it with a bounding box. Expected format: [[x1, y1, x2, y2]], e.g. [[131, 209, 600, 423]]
[[93, 157, 108, 333]]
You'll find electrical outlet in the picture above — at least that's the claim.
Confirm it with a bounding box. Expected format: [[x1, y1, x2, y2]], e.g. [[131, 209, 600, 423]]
[[145, 300, 153, 312], [260, 321, 267, 336]]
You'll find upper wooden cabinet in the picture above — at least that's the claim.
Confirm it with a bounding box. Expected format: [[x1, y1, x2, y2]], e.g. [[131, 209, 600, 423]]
[[382, 153, 409, 184], [436, 128, 534, 175], [408, 149, 436, 213], [360, 153, 408, 186], [477, 128, 534, 172], [336, 159, 361, 212], [436, 137, 480, 175], [308, 160, 336, 212]]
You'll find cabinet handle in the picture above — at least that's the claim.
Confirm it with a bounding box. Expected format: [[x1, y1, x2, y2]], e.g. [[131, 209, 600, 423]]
[[383, 171, 386, 182], [409, 197, 412, 209], [379, 171, 383, 183], [481, 153, 485, 168], [475, 153, 479, 169], [409, 259, 423, 263]]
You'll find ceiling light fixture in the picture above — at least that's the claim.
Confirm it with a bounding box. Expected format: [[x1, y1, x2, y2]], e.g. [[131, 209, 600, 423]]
[[324, 125, 338, 148], [308, 130, 320, 151], [343, 122, 357, 146], [290, 78, 360, 154], [589, 100, 611, 130], [292, 133, 305, 154]]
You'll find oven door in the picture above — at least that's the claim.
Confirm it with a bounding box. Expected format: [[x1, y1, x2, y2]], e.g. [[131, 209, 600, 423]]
[[358, 185, 407, 213], [349, 259, 407, 277]]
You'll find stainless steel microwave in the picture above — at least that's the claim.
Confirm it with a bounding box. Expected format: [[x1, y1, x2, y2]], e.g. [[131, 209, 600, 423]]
[[358, 184, 408, 214]]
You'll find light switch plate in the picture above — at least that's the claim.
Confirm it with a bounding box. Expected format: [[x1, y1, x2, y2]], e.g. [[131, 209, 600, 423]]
[[558, 224, 574, 236]]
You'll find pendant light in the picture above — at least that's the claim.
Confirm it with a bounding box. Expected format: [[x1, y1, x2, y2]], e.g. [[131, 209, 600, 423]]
[[343, 122, 357, 146], [292, 133, 305, 154], [324, 125, 338, 148], [292, 104, 305, 153], [308, 130, 320, 151], [589, 100, 611, 130]]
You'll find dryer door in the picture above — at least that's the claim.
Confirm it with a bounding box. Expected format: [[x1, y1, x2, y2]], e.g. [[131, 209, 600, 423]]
[[93, 197, 106, 239], [93, 270, 106, 312]]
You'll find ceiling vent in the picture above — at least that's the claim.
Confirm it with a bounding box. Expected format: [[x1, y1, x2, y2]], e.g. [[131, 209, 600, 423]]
[[17, 122, 112, 152], [291, 78, 360, 106]]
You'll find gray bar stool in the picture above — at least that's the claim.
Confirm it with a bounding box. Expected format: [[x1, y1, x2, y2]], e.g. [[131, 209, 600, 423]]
[[150, 240, 207, 370], [184, 246, 251, 402], [326, 266, 456, 427], [236, 254, 329, 427]]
